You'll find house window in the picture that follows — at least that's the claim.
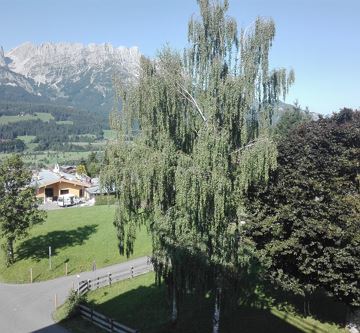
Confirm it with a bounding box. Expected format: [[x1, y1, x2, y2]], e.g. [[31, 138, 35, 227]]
[[60, 189, 69, 195]]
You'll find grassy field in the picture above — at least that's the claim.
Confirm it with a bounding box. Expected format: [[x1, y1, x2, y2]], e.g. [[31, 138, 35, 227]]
[[17, 135, 38, 151], [57, 272, 348, 333], [0, 150, 104, 167], [69, 141, 106, 148], [103, 129, 117, 140], [17, 135, 36, 144], [0, 206, 152, 283], [0, 112, 54, 124]]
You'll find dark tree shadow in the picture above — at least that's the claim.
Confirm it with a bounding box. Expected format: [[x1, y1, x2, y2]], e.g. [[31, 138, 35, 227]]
[[16, 224, 98, 261], [86, 283, 305, 333], [262, 283, 347, 328]]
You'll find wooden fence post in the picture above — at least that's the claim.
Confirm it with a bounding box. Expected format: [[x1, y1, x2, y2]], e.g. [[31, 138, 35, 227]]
[[30, 268, 33, 283], [65, 262, 68, 276], [77, 274, 80, 295]]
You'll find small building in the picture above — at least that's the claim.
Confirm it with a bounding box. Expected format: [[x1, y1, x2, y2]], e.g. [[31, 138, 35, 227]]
[[84, 184, 115, 200], [32, 169, 90, 202]]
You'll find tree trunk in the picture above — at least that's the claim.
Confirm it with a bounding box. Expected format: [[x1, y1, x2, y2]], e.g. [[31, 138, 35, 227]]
[[6, 238, 14, 266], [303, 294, 311, 317], [212, 287, 222, 333], [171, 283, 178, 323], [347, 307, 360, 333]]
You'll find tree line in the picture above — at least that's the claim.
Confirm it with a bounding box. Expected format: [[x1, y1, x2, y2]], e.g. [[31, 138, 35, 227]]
[[0, 138, 25, 153], [0, 102, 109, 152]]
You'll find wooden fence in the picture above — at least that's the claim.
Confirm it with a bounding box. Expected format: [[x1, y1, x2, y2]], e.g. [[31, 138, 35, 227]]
[[78, 264, 152, 295], [76, 263, 153, 332], [78, 304, 139, 333]]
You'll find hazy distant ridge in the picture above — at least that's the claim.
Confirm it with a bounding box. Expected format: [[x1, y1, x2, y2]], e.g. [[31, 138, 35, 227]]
[[0, 42, 141, 112]]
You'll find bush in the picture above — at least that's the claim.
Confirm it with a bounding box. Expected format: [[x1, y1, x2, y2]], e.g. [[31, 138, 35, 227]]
[[64, 289, 87, 318], [94, 195, 116, 206]]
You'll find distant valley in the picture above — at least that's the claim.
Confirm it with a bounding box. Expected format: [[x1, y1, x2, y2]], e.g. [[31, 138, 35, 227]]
[[0, 42, 314, 168], [0, 42, 141, 167]]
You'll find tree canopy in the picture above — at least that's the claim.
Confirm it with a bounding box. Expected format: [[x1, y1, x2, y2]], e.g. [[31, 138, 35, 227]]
[[103, 0, 294, 329], [0, 155, 45, 265], [246, 109, 360, 309]]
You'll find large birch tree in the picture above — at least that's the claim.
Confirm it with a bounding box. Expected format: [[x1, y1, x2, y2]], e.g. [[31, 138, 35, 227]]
[[103, 0, 294, 330]]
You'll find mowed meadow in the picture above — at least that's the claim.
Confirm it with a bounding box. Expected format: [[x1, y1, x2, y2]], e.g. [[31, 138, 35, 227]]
[[0, 205, 152, 283]]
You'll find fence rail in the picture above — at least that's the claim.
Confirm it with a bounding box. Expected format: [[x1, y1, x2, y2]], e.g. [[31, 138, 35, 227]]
[[78, 264, 152, 295], [76, 261, 153, 333], [78, 304, 139, 333]]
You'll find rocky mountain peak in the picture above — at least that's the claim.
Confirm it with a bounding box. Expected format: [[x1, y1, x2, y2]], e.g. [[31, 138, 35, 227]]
[[1, 42, 141, 112], [5, 42, 141, 84]]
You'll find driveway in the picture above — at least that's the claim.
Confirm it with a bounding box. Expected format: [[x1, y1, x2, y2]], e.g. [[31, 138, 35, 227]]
[[0, 256, 151, 333]]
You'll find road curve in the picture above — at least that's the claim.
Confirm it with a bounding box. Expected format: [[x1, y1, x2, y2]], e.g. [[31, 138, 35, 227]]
[[0, 256, 151, 333]]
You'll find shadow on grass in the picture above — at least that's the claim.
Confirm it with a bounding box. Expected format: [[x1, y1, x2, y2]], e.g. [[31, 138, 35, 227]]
[[86, 283, 307, 333], [265, 285, 347, 329], [16, 224, 98, 261]]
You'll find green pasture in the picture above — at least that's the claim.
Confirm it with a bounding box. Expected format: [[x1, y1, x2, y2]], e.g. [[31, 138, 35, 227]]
[[0, 112, 54, 124], [0, 205, 151, 283]]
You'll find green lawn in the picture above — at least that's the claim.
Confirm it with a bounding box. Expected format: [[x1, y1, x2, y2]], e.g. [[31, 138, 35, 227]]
[[103, 129, 117, 140], [0, 112, 54, 124], [58, 273, 348, 333], [0, 206, 151, 283]]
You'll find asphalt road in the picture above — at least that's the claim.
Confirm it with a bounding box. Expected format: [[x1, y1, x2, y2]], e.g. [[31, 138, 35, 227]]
[[0, 256, 151, 333]]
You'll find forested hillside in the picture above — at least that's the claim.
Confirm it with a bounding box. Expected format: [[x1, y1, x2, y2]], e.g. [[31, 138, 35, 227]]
[[0, 101, 114, 164]]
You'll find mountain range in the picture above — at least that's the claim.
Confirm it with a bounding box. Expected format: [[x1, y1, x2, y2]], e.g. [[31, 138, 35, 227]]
[[0, 42, 141, 113]]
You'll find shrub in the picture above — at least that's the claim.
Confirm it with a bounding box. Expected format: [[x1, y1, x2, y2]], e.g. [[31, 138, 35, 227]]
[[64, 289, 87, 318], [94, 195, 116, 206]]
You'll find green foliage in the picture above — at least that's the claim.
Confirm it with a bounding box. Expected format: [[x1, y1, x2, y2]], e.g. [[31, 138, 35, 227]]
[[0, 155, 46, 265], [103, 0, 294, 325], [0, 138, 25, 153], [0, 101, 107, 152], [273, 103, 312, 141], [247, 108, 360, 307], [94, 195, 116, 206], [85, 152, 101, 177], [64, 289, 87, 318], [76, 164, 87, 176]]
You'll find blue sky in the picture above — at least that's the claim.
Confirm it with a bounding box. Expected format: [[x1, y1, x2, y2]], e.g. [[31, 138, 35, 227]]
[[1, 0, 359, 114]]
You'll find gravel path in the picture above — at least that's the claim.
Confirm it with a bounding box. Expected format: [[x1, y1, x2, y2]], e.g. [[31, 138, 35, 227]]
[[0, 256, 151, 333]]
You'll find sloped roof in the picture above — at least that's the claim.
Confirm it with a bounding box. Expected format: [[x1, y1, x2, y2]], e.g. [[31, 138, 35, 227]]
[[31, 169, 90, 188], [85, 184, 115, 195]]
